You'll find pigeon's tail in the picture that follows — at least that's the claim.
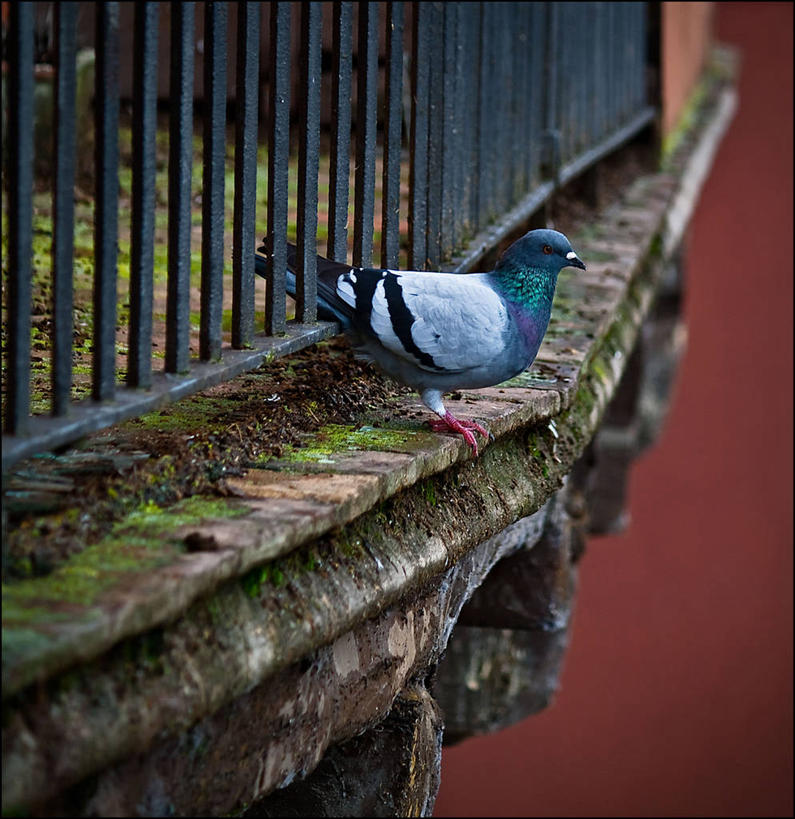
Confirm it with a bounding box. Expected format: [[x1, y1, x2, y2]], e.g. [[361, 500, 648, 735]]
[[255, 239, 355, 329]]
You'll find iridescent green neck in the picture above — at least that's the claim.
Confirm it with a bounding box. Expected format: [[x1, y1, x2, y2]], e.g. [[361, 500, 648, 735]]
[[490, 264, 558, 313]]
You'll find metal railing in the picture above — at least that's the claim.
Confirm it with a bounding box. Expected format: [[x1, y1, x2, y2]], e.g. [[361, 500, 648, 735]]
[[1, 1, 653, 471]]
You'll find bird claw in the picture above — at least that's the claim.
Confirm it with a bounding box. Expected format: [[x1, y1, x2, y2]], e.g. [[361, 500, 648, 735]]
[[429, 413, 490, 456]]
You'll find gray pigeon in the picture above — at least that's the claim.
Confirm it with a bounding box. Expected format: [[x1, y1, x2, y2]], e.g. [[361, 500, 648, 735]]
[[255, 229, 585, 455]]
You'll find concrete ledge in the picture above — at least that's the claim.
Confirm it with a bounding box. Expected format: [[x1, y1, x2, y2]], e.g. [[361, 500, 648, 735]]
[[1, 54, 737, 815]]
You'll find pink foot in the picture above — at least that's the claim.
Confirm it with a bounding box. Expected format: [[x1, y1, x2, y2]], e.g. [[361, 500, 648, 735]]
[[428, 412, 490, 455]]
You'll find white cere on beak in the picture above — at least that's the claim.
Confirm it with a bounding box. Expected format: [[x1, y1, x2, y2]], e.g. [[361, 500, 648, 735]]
[[566, 251, 578, 260]]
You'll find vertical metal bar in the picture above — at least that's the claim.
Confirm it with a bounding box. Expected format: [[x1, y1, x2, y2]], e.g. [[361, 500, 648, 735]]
[[478, 2, 496, 225], [129, 1, 159, 387], [490, 2, 503, 211], [451, 3, 468, 248], [620, 4, 628, 120], [632, 2, 641, 108], [4, 2, 34, 433], [424, 2, 443, 268], [327, 1, 353, 262], [582, 1, 591, 149], [232, 1, 260, 347], [542, 1, 560, 185], [439, 2, 458, 260], [52, 3, 78, 415], [296, 1, 322, 323], [628, 5, 635, 115], [94, 2, 120, 400], [602, 1, 611, 132], [608, 3, 617, 129], [510, 5, 526, 201], [576, 2, 585, 154], [408, 2, 430, 269], [523, 2, 538, 188], [554, 2, 566, 161], [636, 2, 647, 108], [638, 2, 648, 107], [265, 2, 290, 335], [462, 4, 479, 232], [352, 1, 379, 268], [381, 1, 404, 269], [496, 5, 511, 213], [619, 4, 626, 121], [471, 2, 487, 228], [529, 2, 545, 186], [624, 2, 632, 115], [557, 3, 571, 163], [166, 2, 194, 373], [598, 1, 609, 139], [591, 1, 603, 143], [568, 3, 579, 156], [200, 1, 227, 361]]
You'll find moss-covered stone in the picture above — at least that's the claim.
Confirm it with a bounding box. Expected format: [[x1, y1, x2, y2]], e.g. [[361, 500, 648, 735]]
[[267, 423, 439, 464], [3, 496, 247, 620]]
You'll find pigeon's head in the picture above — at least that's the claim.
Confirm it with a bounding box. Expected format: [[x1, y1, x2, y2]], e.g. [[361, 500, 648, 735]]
[[496, 229, 586, 274]]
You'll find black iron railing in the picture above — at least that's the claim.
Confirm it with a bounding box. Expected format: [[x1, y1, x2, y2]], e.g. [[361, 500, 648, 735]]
[[1, 1, 653, 471]]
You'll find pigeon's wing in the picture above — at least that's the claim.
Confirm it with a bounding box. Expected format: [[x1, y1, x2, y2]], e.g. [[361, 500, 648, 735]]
[[255, 239, 510, 375], [359, 270, 510, 374]]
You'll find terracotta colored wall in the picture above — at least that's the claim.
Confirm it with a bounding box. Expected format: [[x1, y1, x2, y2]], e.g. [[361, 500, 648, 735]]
[[662, 2, 715, 134], [434, 3, 793, 816]]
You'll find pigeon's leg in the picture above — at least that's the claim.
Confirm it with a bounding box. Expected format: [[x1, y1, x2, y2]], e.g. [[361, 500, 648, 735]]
[[421, 389, 488, 455], [428, 412, 489, 455]]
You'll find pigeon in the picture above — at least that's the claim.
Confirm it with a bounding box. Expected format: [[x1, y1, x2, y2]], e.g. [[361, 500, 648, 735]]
[[254, 229, 585, 455]]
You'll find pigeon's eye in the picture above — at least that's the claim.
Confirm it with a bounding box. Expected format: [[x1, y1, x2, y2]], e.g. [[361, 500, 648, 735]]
[[542, 245, 553, 255]]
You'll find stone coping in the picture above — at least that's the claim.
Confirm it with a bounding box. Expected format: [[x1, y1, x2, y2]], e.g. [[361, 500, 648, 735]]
[[2, 78, 736, 700], [1, 52, 737, 814]]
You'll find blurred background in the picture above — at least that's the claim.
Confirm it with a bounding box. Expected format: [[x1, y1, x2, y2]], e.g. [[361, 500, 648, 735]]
[[434, 3, 793, 816]]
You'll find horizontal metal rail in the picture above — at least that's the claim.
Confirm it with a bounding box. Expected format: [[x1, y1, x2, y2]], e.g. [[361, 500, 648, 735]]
[[2, 322, 339, 471], [2, 1, 653, 471]]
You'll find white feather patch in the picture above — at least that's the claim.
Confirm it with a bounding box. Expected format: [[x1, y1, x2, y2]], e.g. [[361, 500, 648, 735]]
[[337, 277, 356, 306], [369, 279, 404, 354]]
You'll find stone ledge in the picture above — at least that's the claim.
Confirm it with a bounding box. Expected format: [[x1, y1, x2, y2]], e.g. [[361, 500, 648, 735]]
[[1, 55, 737, 815], [1, 180, 659, 698]]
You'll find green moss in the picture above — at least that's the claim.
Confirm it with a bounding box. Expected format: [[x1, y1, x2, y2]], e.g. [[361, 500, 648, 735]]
[[590, 358, 609, 383], [271, 423, 436, 464], [124, 395, 243, 435], [661, 53, 728, 168], [421, 480, 437, 506], [241, 562, 285, 597], [3, 496, 247, 615]]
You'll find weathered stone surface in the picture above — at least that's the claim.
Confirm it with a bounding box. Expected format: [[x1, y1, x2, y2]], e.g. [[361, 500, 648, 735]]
[[28, 499, 557, 816], [432, 485, 581, 743], [436, 627, 572, 746], [454, 491, 579, 632], [2, 172, 663, 701], [242, 685, 443, 818], [584, 267, 688, 535]]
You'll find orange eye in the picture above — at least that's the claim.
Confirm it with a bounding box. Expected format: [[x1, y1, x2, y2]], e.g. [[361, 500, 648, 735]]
[[542, 245, 553, 255]]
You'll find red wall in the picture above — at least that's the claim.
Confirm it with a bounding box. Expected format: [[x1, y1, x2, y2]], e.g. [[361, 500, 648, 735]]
[[662, 2, 715, 135], [434, 4, 793, 816]]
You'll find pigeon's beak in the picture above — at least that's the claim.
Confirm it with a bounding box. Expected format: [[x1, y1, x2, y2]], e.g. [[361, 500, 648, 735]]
[[565, 251, 586, 270]]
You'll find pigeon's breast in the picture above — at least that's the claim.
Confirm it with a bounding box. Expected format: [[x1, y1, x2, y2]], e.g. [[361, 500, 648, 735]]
[[506, 302, 550, 364]]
